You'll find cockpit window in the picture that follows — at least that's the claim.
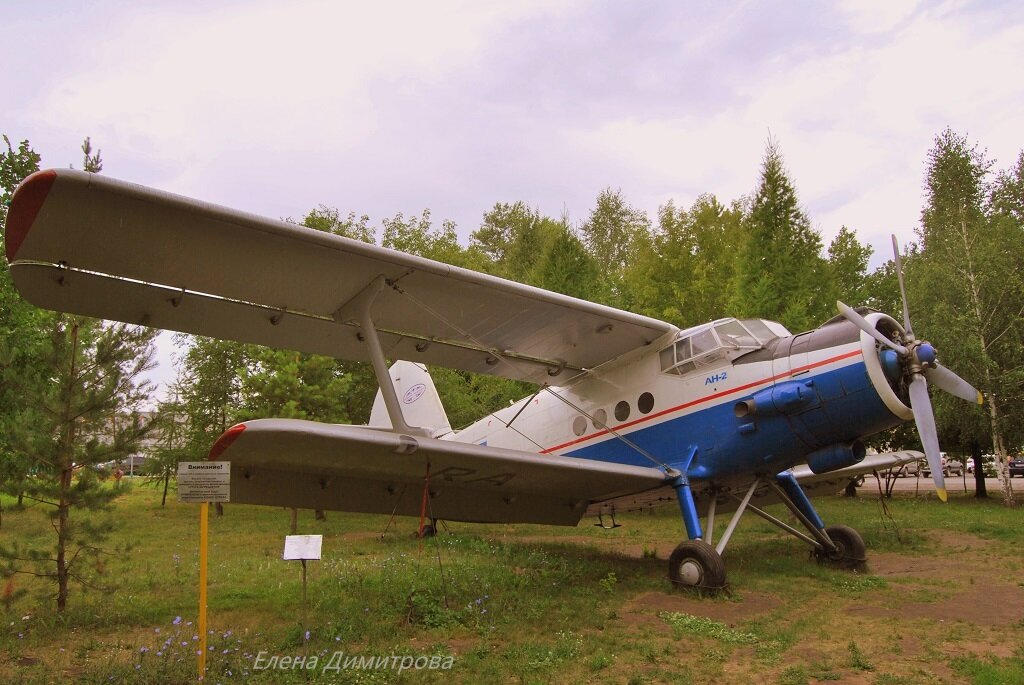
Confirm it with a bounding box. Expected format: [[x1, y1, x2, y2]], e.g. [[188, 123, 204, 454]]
[[715, 320, 761, 349], [660, 318, 772, 376], [739, 318, 780, 345]]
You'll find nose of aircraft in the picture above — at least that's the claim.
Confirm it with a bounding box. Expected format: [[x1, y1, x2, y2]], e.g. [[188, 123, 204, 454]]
[[835, 236, 983, 502]]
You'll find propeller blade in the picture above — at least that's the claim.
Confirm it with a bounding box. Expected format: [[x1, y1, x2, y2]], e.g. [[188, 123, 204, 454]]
[[908, 375, 947, 502], [924, 364, 984, 405], [836, 301, 907, 354], [891, 235, 915, 338]]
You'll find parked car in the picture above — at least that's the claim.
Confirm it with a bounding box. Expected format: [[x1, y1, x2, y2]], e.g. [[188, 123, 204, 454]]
[[966, 455, 1001, 476], [1010, 456, 1024, 478], [922, 455, 963, 478], [897, 459, 923, 477]]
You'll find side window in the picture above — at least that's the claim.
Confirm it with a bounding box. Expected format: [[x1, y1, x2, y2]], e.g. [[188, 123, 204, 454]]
[[592, 409, 607, 429], [638, 392, 654, 414], [572, 416, 587, 436], [614, 401, 630, 422]]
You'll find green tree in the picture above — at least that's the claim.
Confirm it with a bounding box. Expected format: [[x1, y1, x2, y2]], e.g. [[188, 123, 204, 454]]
[[1, 136, 41, 227], [734, 139, 829, 332], [79, 137, 102, 174], [0, 315, 156, 611], [826, 226, 873, 307], [292, 205, 374, 243], [0, 135, 45, 507], [238, 347, 354, 422], [527, 222, 602, 300], [144, 389, 190, 507], [626, 194, 744, 326], [1, 139, 161, 611], [175, 336, 249, 460], [911, 128, 1023, 506], [470, 201, 544, 279], [579, 188, 651, 306]]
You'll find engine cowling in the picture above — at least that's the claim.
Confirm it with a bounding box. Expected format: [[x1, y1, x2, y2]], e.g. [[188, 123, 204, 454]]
[[806, 441, 866, 475]]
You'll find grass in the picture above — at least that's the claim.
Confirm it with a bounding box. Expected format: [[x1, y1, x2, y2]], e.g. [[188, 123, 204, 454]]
[[0, 485, 1020, 683]]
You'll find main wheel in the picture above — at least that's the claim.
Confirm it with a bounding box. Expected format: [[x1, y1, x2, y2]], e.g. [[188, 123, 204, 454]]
[[668, 540, 726, 590], [814, 524, 867, 570]]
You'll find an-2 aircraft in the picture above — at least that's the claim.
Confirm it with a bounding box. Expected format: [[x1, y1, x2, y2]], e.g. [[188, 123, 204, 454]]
[[5, 169, 984, 589]]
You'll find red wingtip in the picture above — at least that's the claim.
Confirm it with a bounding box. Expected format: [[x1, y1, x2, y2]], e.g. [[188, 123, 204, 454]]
[[208, 424, 247, 460], [5, 169, 57, 263]]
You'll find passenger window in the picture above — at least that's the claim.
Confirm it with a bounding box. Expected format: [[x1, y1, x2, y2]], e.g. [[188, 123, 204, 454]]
[[614, 401, 630, 422], [638, 392, 654, 413], [572, 416, 587, 436]]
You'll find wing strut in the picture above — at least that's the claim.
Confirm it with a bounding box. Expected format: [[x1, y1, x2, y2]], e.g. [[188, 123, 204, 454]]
[[334, 275, 426, 437]]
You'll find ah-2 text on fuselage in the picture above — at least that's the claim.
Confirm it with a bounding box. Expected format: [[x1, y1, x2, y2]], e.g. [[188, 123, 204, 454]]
[[4, 169, 982, 589]]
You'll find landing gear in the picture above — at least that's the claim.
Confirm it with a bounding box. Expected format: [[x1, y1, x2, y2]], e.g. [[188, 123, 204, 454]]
[[669, 467, 870, 590], [668, 540, 726, 589], [813, 524, 866, 570]]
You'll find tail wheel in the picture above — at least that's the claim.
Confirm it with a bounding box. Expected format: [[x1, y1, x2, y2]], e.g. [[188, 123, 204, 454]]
[[815, 524, 867, 570], [668, 540, 726, 590]]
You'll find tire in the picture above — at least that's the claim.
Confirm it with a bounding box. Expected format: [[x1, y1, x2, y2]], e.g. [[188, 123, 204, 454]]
[[815, 525, 867, 570], [668, 540, 726, 590]]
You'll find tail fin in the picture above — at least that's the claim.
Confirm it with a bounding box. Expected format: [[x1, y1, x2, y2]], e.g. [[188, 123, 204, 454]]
[[368, 360, 452, 438]]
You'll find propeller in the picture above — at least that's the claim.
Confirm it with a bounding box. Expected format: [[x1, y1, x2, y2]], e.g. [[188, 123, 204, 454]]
[[836, 235, 983, 502]]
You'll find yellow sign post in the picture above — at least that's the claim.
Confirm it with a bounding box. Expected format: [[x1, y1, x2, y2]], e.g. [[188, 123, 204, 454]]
[[198, 501, 209, 680], [177, 462, 230, 682]]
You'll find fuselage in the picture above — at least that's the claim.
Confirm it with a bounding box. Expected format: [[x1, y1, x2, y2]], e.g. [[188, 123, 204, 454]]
[[449, 312, 912, 481]]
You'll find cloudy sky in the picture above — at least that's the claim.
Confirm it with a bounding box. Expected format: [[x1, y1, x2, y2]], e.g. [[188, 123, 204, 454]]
[[4, 0, 1023, 395]]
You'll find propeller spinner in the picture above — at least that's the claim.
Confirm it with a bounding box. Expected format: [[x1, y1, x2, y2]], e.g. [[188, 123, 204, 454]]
[[836, 235, 983, 502]]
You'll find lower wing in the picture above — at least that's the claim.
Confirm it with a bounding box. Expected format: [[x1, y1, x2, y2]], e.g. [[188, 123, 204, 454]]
[[586, 450, 925, 517], [211, 419, 670, 525]]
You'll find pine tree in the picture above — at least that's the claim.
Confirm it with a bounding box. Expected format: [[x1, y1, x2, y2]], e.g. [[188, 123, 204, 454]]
[[1, 139, 159, 610], [734, 139, 829, 332], [1, 315, 155, 610]]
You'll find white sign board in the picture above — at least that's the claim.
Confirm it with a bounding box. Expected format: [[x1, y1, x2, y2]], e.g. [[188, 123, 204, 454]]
[[177, 462, 231, 503], [283, 535, 323, 561]]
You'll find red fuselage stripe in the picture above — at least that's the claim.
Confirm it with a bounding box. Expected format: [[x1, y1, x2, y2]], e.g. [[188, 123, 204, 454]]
[[540, 348, 863, 454]]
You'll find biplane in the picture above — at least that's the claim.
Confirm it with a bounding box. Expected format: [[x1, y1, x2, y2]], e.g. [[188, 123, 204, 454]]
[[5, 169, 982, 588]]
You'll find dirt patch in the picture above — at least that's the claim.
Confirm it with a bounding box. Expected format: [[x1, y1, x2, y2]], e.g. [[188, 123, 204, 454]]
[[848, 580, 1024, 627], [848, 529, 1024, 628], [621, 590, 780, 629]]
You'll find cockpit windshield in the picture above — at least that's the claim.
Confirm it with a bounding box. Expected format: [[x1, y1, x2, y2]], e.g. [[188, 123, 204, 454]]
[[659, 318, 780, 376]]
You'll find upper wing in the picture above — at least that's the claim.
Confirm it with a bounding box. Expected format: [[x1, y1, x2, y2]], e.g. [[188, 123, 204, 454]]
[[209, 419, 670, 525], [6, 169, 677, 384]]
